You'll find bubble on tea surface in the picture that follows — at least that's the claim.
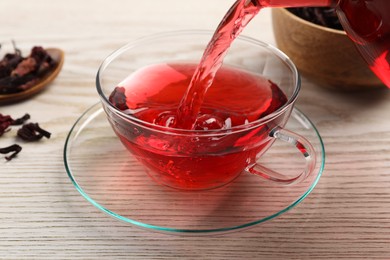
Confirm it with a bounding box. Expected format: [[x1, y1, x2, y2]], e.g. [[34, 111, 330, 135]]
[[153, 111, 177, 128], [194, 114, 226, 130]]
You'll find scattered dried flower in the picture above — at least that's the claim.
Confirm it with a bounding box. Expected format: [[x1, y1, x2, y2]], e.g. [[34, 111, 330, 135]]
[[17, 122, 51, 141], [0, 144, 22, 161]]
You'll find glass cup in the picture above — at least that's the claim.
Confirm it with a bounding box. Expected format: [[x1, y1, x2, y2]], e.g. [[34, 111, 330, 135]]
[[96, 31, 316, 191]]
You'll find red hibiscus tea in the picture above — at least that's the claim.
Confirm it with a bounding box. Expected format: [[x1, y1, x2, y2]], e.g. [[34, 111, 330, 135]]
[[107, 63, 288, 190], [98, 0, 305, 190]]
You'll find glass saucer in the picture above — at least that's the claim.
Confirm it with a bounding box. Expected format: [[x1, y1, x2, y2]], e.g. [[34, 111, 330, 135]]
[[64, 103, 325, 235]]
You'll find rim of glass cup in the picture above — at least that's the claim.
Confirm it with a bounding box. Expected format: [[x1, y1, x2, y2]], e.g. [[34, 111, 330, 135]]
[[96, 30, 301, 135]]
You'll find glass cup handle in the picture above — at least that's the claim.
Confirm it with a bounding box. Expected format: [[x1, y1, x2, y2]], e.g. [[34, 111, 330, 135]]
[[246, 127, 316, 185]]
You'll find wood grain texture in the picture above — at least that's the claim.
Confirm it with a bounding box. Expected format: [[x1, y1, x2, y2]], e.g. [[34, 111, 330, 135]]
[[1, 0, 390, 259]]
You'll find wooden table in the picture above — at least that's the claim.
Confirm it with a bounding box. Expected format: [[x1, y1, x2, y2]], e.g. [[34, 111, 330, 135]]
[[1, 1, 390, 259]]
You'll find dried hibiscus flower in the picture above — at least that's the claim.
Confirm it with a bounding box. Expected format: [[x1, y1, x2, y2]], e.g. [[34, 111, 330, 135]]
[[17, 122, 51, 141], [0, 144, 22, 161], [288, 7, 342, 31], [0, 42, 57, 94], [0, 112, 50, 161], [0, 113, 30, 136]]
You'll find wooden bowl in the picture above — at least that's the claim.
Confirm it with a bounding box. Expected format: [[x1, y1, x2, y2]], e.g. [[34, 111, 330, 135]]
[[271, 8, 384, 90], [0, 48, 64, 105]]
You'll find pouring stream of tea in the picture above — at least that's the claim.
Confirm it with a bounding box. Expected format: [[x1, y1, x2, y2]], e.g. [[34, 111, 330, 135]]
[[175, 0, 261, 129], [174, 0, 390, 129]]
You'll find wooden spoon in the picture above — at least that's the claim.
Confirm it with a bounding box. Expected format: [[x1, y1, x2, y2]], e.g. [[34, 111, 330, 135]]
[[0, 48, 64, 105]]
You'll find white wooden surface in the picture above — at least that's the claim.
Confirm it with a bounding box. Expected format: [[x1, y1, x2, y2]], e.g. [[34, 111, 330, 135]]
[[1, 0, 390, 259]]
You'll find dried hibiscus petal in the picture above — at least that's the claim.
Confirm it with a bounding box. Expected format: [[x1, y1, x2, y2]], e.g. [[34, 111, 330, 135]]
[[0, 144, 22, 161], [0, 112, 50, 161], [288, 7, 342, 30], [17, 122, 51, 141], [10, 113, 30, 125], [109, 86, 129, 110], [0, 121, 11, 136], [0, 54, 23, 78], [0, 113, 30, 136], [11, 57, 37, 77]]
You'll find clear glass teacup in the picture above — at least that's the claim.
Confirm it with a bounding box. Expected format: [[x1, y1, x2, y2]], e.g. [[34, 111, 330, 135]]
[[96, 31, 316, 191]]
